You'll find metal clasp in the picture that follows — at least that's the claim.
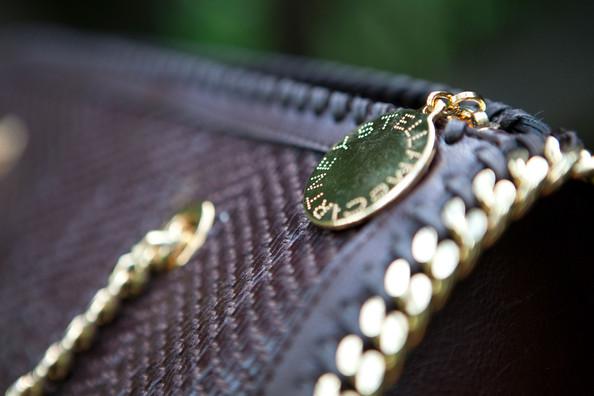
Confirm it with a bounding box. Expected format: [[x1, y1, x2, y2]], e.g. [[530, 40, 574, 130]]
[[144, 201, 216, 270], [423, 91, 489, 128]]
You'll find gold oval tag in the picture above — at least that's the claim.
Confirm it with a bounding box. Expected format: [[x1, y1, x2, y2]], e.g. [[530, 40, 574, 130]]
[[303, 109, 436, 229]]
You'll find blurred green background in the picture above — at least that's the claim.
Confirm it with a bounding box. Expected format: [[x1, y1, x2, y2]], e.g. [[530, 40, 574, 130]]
[[2, 0, 593, 145]]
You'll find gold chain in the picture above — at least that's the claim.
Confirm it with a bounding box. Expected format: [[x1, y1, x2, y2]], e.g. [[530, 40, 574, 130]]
[[314, 138, 591, 396], [423, 91, 490, 128], [6, 202, 215, 396], [573, 148, 594, 183]]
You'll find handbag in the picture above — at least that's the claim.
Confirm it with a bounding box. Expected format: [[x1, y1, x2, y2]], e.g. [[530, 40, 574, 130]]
[[1, 26, 593, 396]]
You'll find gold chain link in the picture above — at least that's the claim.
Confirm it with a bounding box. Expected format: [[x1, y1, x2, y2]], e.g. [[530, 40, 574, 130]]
[[6, 202, 215, 396], [573, 149, 594, 183], [423, 91, 489, 128]]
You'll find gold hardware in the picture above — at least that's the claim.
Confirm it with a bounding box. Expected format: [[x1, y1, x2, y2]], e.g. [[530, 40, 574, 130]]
[[426, 239, 460, 309], [441, 198, 488, 278], [399, 272, 432, 348], [355, 350, 385, 395], [359, 296, 387, 338], [62, 315, 96, 352], [313, 373, 342, 396], [400, 273, 433, 317], [165, 201, 216, 268], [508, 152, 549, 217], [542, 136, 579, 194], [378, 311, 408, 357], [423, 91, 489, 128], [383, 259, 411, 298], [5, 374, 43, 396], [314, 135, 590, 395], [303, 106, 439, 230], [6, 201, 215, 396], [411, 226, 438, 264], [572, 149, 594, 183], [86, 288, 120, 325], [336, 335, 364, 377], [34, 343, 73, 382], [472, 169, 517, 246], [304, 91, 489, 230]]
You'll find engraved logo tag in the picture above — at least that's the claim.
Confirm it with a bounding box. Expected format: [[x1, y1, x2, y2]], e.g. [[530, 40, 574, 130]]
[[303, 109, 436, 229]]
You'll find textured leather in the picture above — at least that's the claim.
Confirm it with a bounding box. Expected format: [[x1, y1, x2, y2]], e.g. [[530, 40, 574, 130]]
[[0, 27, 592, 396]]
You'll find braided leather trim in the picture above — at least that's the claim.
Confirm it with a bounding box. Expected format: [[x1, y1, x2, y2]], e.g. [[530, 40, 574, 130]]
[[309, 134, 583, 395]]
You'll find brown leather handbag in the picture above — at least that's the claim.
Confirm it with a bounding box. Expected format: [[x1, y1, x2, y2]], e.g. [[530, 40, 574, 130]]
[[1, 26, 593, 396]]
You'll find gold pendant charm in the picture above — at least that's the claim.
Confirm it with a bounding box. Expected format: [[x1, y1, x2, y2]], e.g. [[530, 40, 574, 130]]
[[303, 91, 488, 229]]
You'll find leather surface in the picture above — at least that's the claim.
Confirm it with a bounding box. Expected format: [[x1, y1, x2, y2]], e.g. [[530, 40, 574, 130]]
[[0, 81, 355, 395], [0, 27, 592, 395]]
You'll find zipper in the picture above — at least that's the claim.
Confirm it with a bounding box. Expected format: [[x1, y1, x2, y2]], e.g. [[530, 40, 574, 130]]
[[2, 29, 589, 396]]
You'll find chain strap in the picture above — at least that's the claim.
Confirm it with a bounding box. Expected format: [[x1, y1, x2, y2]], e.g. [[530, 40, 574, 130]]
[[6, 202, 215, 396], [313, 136, 591, 396]]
